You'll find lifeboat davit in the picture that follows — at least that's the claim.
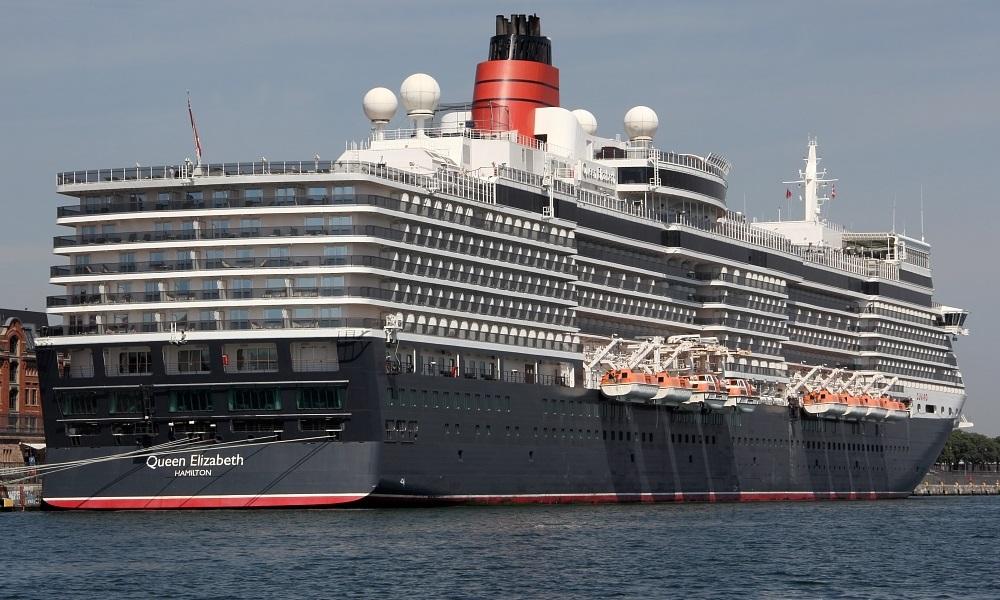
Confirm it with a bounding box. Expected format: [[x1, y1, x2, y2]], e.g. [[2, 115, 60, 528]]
[[724, 378, 760, 413], [686, 374, 727, 410], [651, 372, 692, 407], [600, 369, 659, 402]]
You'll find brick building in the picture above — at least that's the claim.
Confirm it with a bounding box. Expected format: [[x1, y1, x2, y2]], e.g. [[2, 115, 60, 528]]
[[1, 310, 48, 446]]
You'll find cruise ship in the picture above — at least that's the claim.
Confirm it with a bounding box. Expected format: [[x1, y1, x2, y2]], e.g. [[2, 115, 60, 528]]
[[33, 14, 969, 509]]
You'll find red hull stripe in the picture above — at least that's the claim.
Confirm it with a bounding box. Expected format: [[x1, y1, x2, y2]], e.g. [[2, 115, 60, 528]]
[[44, 493, 369, 510], [370, 491, 911, 504]]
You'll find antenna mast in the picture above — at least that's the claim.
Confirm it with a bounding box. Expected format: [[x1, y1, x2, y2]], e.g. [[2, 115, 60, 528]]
[[783, 137, 837, 223]]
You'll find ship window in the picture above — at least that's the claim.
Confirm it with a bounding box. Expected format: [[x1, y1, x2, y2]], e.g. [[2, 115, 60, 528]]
[[232, 419, 284, 433], [300, 419, 342, 436], [297, 387, 345, 410], [305, 217, 325, 234], [231, 345, 278, 372], [263, 307, 285, 328], [108, 348, 152, 376], [307, 187, 327, 198], [109, 390, 145, 414], [229, 388, 281, 411], [291, 342, 338, 372], [58, 392, 99, 416], [384, 420, 397, 442], [276, 187, 297, 202], [169, 390, 213, 412], [169, 347, 210, 374], [67, 422, 101, 437]]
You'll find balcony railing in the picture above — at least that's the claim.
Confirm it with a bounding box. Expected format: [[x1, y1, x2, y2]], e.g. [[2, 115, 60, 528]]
[[42, 318, 579, 353], [50, 255, 576, 303], [56, 193, 575, 250], [47, 285, 574, 330], [52, 225, 576, 276], [57, 160, 496, 205]]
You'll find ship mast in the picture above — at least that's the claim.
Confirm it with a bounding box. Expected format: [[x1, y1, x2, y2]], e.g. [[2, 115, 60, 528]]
[[783, 137, 837, 223]]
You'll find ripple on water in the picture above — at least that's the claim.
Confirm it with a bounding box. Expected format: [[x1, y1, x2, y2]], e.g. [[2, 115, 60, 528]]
[[3, 497, 1000, 599]]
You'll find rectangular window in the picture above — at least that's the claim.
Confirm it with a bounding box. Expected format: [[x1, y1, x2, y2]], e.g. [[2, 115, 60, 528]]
[[305, 217, 325, 234], [232, 419, 284, 433], [176, 348, 210, 373], [244, 188, 263, 205], [206, 249, 225, 269], [169, 390, 213, 412], [263, 308, 284, 328], [235, 346, 278, 372], [318, 307, 342, 325], [300, 418, 343, 435], [291, 307, 316, 328], [229, 308, 250, 330], [229, 388, 281, 411], [297, 387, 346, 410], [119, 252, 136, 273], [265, 278, 286, 296], [320, 276, 345, 295], [109, 390, 145, 414], [328, 216, 352, 228], [291, 341, 338, 371], [58, 392, 99, 415], [200, 279, 220, 299], [239, 218, 261, 235], [212, 190, 230, 207], [307, 187, 327, 198], [333, 185, 355, 198], [117, 350, 152, 375], [294, 277, 318, 297]]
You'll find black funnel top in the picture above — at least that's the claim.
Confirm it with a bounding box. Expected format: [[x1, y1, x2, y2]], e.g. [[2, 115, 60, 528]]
[[488, 13, 552, 65]]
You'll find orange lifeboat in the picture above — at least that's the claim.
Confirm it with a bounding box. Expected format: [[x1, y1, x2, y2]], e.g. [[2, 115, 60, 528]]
[[684, 374, 727, 410], [724, 378, 760, 413], [882, 396, 909, 421], [651, 372, 693, 407], [801, 389, 849, 418], [600, 369, 659, 402], [865, 395, 889, 420], [842, 394, 869, 420]]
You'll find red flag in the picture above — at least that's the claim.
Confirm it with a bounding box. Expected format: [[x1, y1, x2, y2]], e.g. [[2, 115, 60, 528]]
[[187, 93, 203, 165], [830, 185, 837, 199], [785, 188, 792, 199]]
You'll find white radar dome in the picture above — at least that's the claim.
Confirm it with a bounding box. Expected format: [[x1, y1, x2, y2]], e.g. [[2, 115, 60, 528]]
[[363, 87, 398, 123], [624, 105, 658, 141], [400, 73, 441, 117], [571, 109, 598, 135]]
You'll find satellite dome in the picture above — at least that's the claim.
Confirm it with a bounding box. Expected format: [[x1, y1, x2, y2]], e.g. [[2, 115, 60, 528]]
[[363, 87, 398, 123], [400, 73, 441, 117], [624, 105, 658, 141], [571, 109, 598, 135]]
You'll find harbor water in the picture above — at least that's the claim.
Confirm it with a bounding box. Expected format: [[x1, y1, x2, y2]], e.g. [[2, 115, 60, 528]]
[[3, 496, 997, 599]]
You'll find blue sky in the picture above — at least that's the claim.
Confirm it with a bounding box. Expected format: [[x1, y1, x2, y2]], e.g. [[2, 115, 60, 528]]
[[1, 1, 997, 433]]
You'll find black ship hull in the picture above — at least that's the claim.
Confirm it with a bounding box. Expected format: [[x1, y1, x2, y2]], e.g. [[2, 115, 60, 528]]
[[37, 339, 951, 509]]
